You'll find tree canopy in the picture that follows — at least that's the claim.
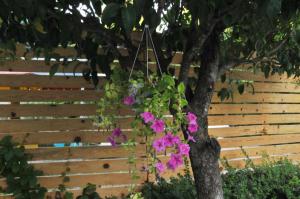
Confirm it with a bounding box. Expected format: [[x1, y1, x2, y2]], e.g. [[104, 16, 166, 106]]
[[1, 0, 300, 85]]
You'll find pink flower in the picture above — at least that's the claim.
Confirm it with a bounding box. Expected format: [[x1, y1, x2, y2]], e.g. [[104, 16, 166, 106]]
[[172, 135, 181, 145], [107, 136, 116, 147], [155, 162, 165, 173], [123, 96, 135, 105], [167, 153, 183, 170], [188, 123, 198, 133], [112, 128, 122, 137], [187, 133, 196, 143], [177, 143, 190, 156], [140, 112, 155, 123], [163, 132, 175, 147], [150, 119, 165, 133], [152, 138, 166, 152], [187, 112, 197, 123], [163, 132, 181, 147]]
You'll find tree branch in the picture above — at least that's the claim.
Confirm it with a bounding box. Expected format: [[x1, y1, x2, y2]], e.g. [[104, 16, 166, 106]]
[[217, 38, 288, 76]]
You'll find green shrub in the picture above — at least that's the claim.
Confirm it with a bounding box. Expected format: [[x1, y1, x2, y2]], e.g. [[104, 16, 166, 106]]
[[222, 159, 300, 199], [141, 175, 197, 199], [140, 158, 300, 199]]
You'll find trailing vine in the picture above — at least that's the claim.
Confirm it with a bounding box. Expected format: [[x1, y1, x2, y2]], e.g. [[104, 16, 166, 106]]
[[0, 136, 47, 199], [94, 67, 199, 178]]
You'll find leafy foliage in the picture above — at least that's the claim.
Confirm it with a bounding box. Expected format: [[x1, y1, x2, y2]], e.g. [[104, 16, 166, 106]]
[[0, 136, 47, 199], [94, 68, 192, 175], [222, 159, 300, 199], [139, 158, 300, 199]]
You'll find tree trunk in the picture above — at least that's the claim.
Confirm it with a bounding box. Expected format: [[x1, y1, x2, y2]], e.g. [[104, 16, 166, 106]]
[[187, 31, 223, 199]]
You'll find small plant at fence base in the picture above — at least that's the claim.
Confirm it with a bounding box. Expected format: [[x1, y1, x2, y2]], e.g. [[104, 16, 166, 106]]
[[94, 68, 198, 178], [0, 136, 47, 199]]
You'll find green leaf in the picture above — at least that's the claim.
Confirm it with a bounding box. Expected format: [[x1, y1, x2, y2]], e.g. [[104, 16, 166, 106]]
[[217, 88, 230, 101], [102, 3, 121, 25], [237, 84, 245, 94], [49, 63, 60, 77], [177, 82, 185, 94], [121, 5, 136, 33]]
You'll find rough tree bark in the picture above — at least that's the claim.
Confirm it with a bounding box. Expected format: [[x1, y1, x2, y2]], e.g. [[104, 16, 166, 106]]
[[184, 30, 224, 199]]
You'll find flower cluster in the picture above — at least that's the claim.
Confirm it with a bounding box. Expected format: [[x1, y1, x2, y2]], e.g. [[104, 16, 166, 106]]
[[107, 128, 127, 146], [185, 112, 199, 143], [140, 112, 165, 133], [152, 132, 190, 173], [140, 111, 191, 173]]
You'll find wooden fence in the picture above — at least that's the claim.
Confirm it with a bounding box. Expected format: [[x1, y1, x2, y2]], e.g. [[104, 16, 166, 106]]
[[0, 45, 300, 198]]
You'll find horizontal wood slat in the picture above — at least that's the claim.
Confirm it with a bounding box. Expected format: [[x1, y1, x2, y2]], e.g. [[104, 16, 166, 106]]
[[0, 75, 100, 88], [209, 124, 300, 137], [215, 82, 300, 93], [0, 172, 147, 189], [0, 90, 102, 102], [27, 145, 146, 160], [219, 134, 300, 148], [209, 104, 300, 114], [223, 153, 300, 169], [212, 92, 300, 103], [0, 104, 98, 117], [221, 143, 300, 160], [227, 70, 299, 83], [0, 60, 90, 73], [208, 114, 300, 126], [33, 158, 147, 175], [0, 131, 139, 145], [46, 187, 133, 198]]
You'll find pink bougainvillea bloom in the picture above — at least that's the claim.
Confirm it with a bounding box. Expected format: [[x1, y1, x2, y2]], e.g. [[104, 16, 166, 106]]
[[187, 133, 196, 143], [140, 112, 155, 123], [107, 136, 116, 147], [112, 128, 122, 137], [187, 112, 197, 123], [177, 143, 190, 156], [163, 132, 175, 147], [123, 96, 135, 105], [167, 153, 183, 170], [150, 119, 165, 133], [188, 123, 198, 133], [172, 135, 182, 145], [152, 138, 166, 152], [155, 162, 166, 173]]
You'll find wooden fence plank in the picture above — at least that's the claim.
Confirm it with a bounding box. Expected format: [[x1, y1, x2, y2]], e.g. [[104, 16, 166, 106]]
[[209, 124, 300, 137], [0, 60, 89, 73], [215, 82, 300, 93], [33, 158, 148, 175], [27, 145, 146, 160], [220, 143, 300, 160], [0, 104, 98, 117], [0, 131, 140, 145], [227, 70, 299, 83], [212, 92, 300, 103], [209, 104, 300, 114], [45, 187, 133, 198], [208, 114, 300, 126], [0, 172, 147, 189], [0, 75, 102, 88], [223, 153, 300, 169], [219, 134, 300, 148], [0, 90, 102, 101]]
